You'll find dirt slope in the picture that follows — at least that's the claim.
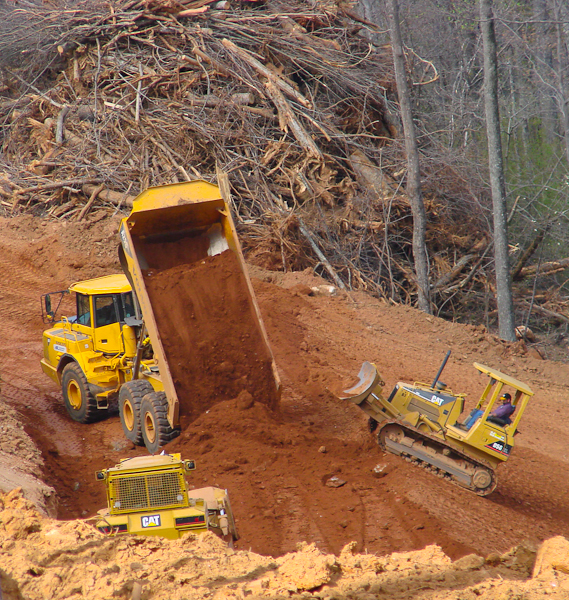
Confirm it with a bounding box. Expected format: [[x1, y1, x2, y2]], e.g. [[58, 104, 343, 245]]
[[1, 212, 569, 567]]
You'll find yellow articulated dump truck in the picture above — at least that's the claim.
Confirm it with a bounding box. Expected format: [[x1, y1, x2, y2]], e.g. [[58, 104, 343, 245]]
[[340, 352, 533, 495], [41, 180, 280, 452], [95, 453, 238, 543]]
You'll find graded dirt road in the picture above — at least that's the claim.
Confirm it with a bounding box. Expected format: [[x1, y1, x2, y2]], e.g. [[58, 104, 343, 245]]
[[1, 212, 569, 561]]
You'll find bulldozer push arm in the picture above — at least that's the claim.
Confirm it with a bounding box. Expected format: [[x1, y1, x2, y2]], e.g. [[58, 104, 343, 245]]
[[339, 361, 400, 423]]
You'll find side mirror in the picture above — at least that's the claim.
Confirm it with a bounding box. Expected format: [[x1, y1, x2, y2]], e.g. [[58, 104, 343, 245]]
[[41, 290, 69, 324], [44, 294, 55, 322]]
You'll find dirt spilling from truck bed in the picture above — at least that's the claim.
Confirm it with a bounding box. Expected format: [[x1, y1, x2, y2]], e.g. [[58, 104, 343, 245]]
[[2, 213, 569, 578], [143, 249, 279, 424]]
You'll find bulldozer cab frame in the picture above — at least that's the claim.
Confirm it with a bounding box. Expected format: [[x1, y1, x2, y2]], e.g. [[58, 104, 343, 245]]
[[453, 363, 533, 439]]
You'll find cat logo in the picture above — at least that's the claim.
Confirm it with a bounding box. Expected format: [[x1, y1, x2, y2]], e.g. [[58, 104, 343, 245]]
[[141, 514, 161, 528]]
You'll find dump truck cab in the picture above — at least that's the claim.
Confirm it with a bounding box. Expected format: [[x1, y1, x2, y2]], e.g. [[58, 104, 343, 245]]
[[95, 453, 238, 542], [70, 276, 136, 354], [42, 274, 136, 375], [41, 274, 163, 425]]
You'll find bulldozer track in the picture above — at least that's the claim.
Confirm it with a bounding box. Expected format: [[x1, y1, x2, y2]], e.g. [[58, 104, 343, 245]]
[[377, 420, 497, 496]]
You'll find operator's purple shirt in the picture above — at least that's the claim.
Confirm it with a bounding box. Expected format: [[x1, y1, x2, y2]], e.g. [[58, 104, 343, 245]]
[[491, 402, 515, 420]]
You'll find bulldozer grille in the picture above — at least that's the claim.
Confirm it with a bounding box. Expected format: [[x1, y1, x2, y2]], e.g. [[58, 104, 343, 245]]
[[108, 470, 186, 514]]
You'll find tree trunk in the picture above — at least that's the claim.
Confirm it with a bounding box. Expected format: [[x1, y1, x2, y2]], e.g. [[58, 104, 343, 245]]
[[387, 0, 431, 314], [479, 0, 516, 341], [533, 0, 557, 144], [552, 0, 569, 165]]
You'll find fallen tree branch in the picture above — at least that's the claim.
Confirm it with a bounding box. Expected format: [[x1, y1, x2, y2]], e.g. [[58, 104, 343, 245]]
[[517, 301, 569, 324], [298, 217, 345, 290], [82, 184, 136, 207], [442, 243, 494, 294], [432, 254, 475, 291], [12, 178, 102, 211], [264, 81, 321, 158], [517, 257, 569, 279], [222, 38, 312, 109], [77, 183, 105, 220], [15, 178, 102, 196], [511, 224, 551, 281]]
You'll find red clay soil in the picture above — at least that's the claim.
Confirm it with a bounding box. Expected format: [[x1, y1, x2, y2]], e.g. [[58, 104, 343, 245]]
[[1, 213, 569, 562], [143, 249, 279, 423]]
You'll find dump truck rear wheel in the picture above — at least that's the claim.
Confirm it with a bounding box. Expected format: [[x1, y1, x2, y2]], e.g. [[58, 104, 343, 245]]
[[140, 392, 174, 453], [61, 363, 99, 423], [119, 380, 154, 445]]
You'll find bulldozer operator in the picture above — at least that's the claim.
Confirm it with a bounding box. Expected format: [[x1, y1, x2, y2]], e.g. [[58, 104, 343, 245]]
[[462, 393, 514, 430]]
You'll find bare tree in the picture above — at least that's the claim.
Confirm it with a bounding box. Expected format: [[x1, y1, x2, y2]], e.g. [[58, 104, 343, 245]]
[[387, 0, 431, 313], [551, 0, 569, 165], [479, 0, 516, 341]]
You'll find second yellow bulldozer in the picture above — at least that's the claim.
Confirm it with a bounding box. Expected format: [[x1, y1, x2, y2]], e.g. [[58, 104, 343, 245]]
[[339, 352, 533, 495], [95, 453, 238, 543]]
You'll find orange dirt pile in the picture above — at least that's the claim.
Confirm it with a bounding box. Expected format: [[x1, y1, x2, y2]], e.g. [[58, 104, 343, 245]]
[[2, 489, 569, 600]]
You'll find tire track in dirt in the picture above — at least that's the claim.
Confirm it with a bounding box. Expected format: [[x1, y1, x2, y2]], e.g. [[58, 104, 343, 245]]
[[0, 230, 86, 458], [1, 381, 84, 457]]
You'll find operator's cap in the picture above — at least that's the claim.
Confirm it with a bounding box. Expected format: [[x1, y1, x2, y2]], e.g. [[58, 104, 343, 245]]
[[500, 392, 512, 401]]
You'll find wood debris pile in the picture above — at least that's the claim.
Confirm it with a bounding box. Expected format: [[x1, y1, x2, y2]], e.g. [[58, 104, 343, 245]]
[[0, 0, 529, 321]]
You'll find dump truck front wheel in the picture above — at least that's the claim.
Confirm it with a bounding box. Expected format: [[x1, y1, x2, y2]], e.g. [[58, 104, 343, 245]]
[[61, 363, 99, 423], [119, 380, 154, 445], [140, 392, 174, 453]]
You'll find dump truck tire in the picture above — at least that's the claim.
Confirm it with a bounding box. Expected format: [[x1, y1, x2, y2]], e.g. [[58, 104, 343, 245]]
[[119, 380, 154, 445], [140, 392, 174, 453], [61, 363, 100, 423]]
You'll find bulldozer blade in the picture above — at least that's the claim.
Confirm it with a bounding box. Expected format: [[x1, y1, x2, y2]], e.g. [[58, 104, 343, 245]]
[[339, 361, 382, 404]]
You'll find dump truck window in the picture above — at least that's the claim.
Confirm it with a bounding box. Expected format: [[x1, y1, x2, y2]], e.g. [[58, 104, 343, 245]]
[[76, 293, 91, 326], [95, 295, 118, 328], [119, 292, 135, 320]]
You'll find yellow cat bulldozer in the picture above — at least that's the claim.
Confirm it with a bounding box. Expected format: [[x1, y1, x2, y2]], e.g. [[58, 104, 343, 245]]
[[95, 453, 238, 543], [340, 352, 533, 495]]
